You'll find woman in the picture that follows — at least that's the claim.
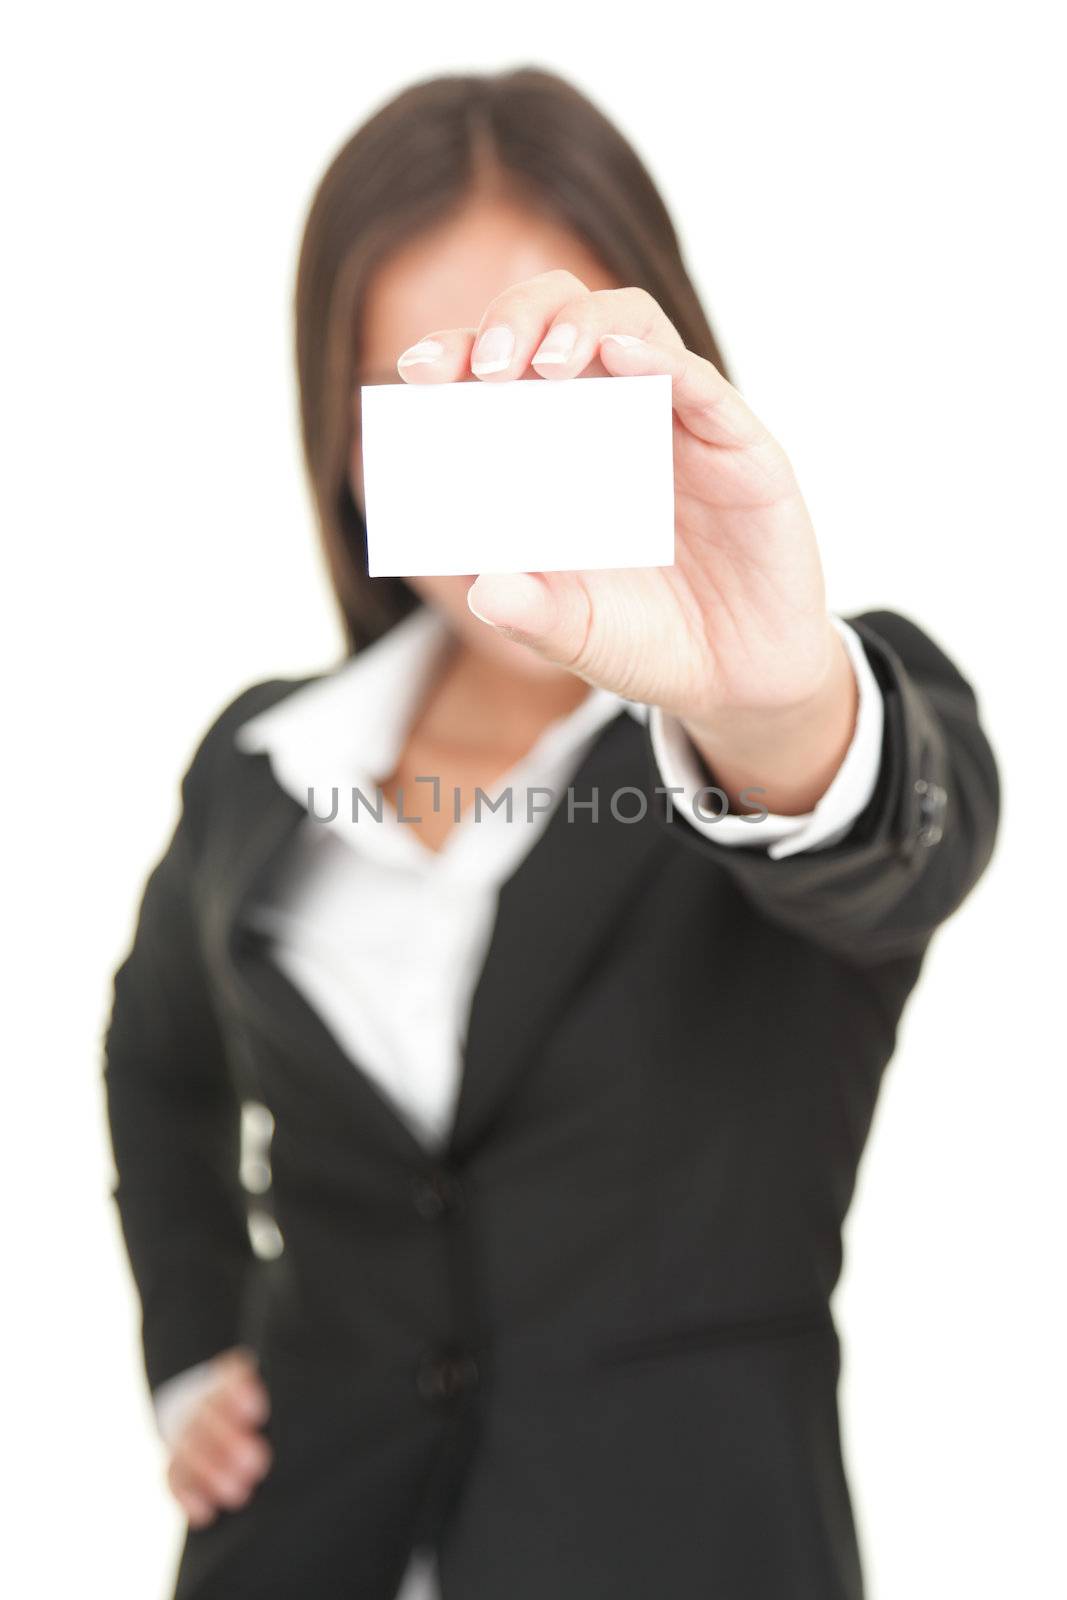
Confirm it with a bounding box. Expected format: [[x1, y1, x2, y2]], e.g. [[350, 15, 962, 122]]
[[104, 67, 999, 1600]]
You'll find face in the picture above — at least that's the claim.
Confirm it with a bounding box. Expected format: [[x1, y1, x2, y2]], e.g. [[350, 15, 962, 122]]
[[351, 186, 622, 678]]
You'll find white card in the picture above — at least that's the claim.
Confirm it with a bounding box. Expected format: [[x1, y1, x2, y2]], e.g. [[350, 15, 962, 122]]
[[360, 373, 675, 577]]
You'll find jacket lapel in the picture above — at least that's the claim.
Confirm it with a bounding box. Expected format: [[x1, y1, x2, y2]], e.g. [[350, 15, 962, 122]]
[[208, 753, 432, 1165], [448, 710, 669, 1159], [210, 713, 670, 1167]]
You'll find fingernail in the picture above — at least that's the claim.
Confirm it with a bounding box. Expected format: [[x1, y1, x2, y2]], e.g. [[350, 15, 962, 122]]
[[397, 339, 444, 368], [471, 324, 515, 375], [467, 573, 552, 637], [532, 322, 578, 366], [601, 333, 645, 350], [467, 591, 495, 627]]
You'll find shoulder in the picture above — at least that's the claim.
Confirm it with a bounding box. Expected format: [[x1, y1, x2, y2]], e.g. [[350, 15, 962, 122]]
[[195, 675, 318, 754], [178, 672, 322, 827]]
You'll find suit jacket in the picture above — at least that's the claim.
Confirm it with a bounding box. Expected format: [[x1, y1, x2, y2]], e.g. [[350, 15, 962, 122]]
[[103, 609, 999, 1600]]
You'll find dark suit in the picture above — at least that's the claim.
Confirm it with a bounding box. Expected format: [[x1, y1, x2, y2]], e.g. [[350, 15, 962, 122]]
[[104, 609, 999, 1599]]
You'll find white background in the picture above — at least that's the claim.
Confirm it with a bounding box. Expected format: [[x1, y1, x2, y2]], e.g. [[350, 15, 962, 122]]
[[4, 4, 1063, 1595]]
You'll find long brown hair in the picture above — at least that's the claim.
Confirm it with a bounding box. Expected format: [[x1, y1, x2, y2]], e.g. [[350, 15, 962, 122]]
[[295, 66, 732, 654]]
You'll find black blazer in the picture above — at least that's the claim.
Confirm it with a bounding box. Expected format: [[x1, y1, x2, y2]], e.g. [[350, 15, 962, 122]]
[[104, 609, 999, 1600]]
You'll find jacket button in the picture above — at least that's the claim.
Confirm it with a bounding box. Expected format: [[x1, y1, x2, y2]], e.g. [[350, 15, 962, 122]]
[[916, 778, 947, 817], [411, 1171, 465, 1220], [415, 1352, 480, 1402]]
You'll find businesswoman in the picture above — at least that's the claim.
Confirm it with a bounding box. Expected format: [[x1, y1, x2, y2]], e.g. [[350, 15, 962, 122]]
[[104, 67, 999, 1600]]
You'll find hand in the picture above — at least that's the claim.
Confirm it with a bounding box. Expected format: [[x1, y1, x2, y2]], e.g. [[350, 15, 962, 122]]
[[396, 270, 859, 815], [165, 1349, 272, 1528]]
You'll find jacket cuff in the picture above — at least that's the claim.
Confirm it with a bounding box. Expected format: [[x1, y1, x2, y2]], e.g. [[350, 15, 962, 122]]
[[647, 617, 885, 858], [639, 615, 953, 903]]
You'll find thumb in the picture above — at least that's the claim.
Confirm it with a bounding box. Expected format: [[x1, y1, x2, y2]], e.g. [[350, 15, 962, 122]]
[[466, 573, 591, 669]]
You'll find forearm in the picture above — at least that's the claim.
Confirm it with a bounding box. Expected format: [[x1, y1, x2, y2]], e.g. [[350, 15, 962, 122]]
[[104, 803, 253, 1390]]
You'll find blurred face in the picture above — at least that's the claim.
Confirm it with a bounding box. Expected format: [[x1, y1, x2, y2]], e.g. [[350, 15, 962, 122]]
[[352, 186, 622, 678]]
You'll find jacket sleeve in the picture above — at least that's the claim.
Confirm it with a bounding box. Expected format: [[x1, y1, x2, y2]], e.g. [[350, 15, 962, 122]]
[[641, 609, 1000, 965], [103, 720, 254, 1395]]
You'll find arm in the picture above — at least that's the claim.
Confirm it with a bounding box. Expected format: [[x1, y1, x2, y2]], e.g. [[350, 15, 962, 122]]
[[103, 743, 254, 1395], [643, 607, 999, 963], [393, 273, 999, 964]]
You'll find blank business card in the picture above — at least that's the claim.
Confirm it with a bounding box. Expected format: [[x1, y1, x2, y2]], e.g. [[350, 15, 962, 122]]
[[359, 373, 675, 577]]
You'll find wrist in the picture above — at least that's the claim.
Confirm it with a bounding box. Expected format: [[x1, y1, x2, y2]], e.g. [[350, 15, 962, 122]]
[[680, 625, 858, 816]]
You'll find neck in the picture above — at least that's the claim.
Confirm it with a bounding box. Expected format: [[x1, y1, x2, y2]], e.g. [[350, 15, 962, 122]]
[[418, 636, 591, 756]]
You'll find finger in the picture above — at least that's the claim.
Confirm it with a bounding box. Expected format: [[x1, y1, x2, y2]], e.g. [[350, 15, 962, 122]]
[[186, 1408, 272, 1488], [171, 1428, 264, 1510], [394, 329, 477, 384], [530, 286, 687, 378], [195, 1399, 273, 1482], [210, 1365, 272, 1429], [171, 1450, 254, 1513], [596, 332, 781, 460], [467, 572, 594, 676], [172, 1482, 217, 1529], [467, 269, 596, 380], [394, 275, 676, 386], [210, 1347, 260, 1384]]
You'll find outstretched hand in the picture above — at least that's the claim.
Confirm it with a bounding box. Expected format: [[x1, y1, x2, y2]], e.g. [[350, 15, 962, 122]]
[[395, 270, 858, 815]]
